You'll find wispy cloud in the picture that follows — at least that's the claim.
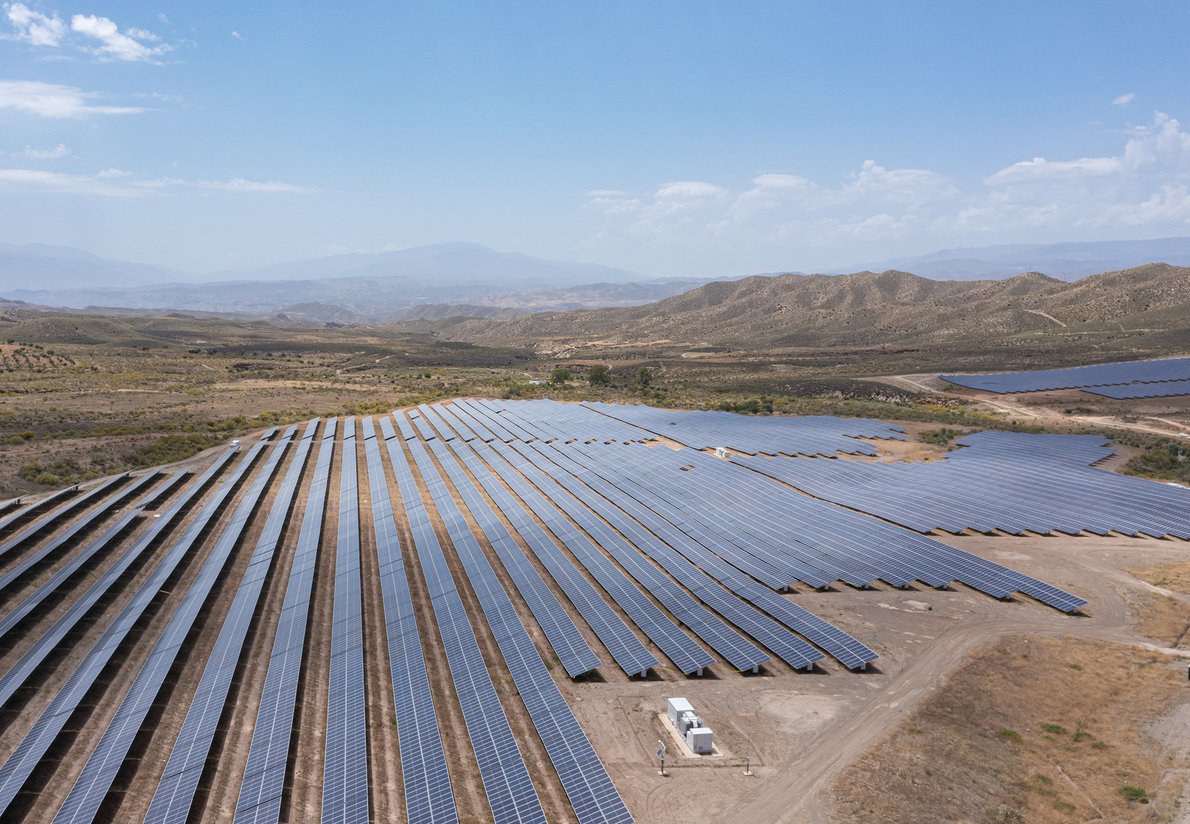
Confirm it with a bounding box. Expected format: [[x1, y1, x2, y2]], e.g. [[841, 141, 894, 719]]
[[21, 143, 70, 159], [1112, 92, 1135, 106], [230, 30, 243, 40], [584, 111, 1190, 262], [0, 167, 315, 196], [0, 79, 142, 117], [70, 13, 169, 62], [4, 2, 65, 46]]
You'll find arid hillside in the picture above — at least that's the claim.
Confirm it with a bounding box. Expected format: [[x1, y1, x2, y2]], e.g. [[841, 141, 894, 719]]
[[423, 264, 1190, 355]]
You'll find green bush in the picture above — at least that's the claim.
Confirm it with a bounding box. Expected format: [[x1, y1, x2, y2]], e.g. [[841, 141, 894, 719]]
[[1118, 786, 1149, 803]]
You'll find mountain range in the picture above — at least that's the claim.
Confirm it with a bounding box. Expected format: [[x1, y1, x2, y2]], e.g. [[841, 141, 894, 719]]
[[422, 263, 1190, 356], [840, 236, 1190, 280]]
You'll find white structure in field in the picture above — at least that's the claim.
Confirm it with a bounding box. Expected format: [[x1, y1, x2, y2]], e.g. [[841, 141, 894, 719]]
[[666, 697, 714, 753], [686, 726, 713, 754], [666, 698, 693, 728]]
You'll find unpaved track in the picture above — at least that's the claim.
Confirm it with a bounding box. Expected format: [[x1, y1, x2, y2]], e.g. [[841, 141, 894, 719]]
[[725, 541, 1189, 824]]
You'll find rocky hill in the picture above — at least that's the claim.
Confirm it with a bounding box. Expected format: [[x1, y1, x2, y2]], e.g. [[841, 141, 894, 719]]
[[424, 264, 1190, 355]]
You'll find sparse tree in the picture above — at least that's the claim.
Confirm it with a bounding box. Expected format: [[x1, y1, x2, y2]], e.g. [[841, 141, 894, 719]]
[[634, 366, 652, 391], [549, 367, 572, 385], [587, 364, 611, 386]]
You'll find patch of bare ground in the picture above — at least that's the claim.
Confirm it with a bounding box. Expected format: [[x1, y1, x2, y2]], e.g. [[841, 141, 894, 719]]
[[1130, 561, 1190, 594], [829, 636, 1185, 824]]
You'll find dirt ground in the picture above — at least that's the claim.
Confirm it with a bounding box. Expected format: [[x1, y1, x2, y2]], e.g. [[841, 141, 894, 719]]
[[566, 533, 1190, 824]]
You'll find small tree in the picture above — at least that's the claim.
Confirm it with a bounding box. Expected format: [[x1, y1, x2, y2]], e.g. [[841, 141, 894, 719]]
[[587, 364, 611, 386], [549, 367, 572, 385], [634, 367, 652, 391]]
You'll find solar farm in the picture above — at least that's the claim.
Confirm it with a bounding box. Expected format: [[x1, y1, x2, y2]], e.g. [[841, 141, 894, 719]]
[[0, 399, 1185, 823], [941, 356, 1190, 397]]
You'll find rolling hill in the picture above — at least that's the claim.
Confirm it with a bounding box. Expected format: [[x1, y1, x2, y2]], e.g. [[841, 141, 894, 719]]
[[423, 264, 1190, 355]]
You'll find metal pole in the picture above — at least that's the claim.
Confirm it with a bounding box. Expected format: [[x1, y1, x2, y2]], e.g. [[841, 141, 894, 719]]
[[744, 756, 752, 776]]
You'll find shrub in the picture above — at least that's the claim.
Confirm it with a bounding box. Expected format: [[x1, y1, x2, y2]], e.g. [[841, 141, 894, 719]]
[[587, 364, 611, 386], [1118, 786, 1149, 803]]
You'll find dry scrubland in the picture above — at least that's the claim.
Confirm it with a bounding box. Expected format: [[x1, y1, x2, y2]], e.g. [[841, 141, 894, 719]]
[[3, 308, 1188, 497]]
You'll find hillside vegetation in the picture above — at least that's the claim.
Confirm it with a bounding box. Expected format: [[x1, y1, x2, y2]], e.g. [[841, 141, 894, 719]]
[[424, 264, 1190, 357]]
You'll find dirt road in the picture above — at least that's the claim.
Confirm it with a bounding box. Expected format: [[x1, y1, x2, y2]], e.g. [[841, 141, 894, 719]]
[[724, 538, 1190, 824]]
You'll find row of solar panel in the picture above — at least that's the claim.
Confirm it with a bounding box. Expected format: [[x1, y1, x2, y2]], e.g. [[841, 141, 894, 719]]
[[580, 400, 906, 456], [460, 407, 1085, 614], [738, 431, 1190, 540], [1082, 378, 1190, 399], [941, 356, 1190, 393], [0, 434, 272, 817], [400, 412, 633, 824]]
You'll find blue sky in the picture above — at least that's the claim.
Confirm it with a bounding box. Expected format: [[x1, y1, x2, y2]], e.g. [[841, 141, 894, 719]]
[[1, 1, 1189, 277]]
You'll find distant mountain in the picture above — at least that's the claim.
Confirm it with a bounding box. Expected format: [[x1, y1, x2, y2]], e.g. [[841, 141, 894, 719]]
[[0, 242, 659, 317], [0, 243, 184, 291], [841, 237, 1190, 280], [425, 264, 1190, 356]]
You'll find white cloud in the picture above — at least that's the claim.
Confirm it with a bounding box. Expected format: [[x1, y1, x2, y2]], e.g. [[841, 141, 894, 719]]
[[193, 177, 313, 193], [1112, 92, 1135, 106], [0, 168, 315, 196], [4, 2, 65, 46], [0, 79, 142, 117], [583, 111, 1190, 267], [984, 155, 1122, 184], [655, 180, 725, 200], [21, 143, 70, 159], [0, 168, 137, 196], [231, 30, 243, 40], [70, 13, 168, 62]]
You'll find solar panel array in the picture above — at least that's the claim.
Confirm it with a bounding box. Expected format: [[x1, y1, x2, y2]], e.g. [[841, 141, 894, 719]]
[[424, 412, 659, 678], [366, 417, 459, 824], [1083, 378, 1190, 399], [384, 419, 548, 824], [456, 400, 1086, 615], [414, 408, 602, 678], [0, 440, 265, 816], [941, 356, 1190, 394], [581, 400, 905, 455], [400, 415, 634, 824], [8, 396, 1177, 822], [235, 418, 337, 824], [54, 428, 296, 824], [146, 419, 318, 824], [739, 431, 1190, 541], [322, 418, 371, 824]]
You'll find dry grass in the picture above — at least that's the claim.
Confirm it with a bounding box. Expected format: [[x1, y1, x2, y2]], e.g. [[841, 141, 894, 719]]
[[831, 636, 1184, 824]]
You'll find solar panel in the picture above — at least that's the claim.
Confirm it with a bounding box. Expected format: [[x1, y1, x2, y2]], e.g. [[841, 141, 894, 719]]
[[1083, 378, 1190, 399], [399, 422, 633, 824], [415, 410, 601, 677], [363, 416, 459, 824], [54, 428, 298, 824], [0, 439, 267, 817], [0, 470, 160, 600], [145, 419, 318, 824], [0, 484, 78, 538], [425, 405, 657, 678], [235, 419, 338, 824], [539, 442, 873, 670], [321, 417, 371, 824], [941, 356, 1190, 393], [0, 473, 127, 561], [444, 404, 711, 676], [0, 453, 235, 712], [384, 417, 547, 824]]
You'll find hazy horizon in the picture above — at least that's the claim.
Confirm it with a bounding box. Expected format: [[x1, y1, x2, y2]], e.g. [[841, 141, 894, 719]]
[[3, 3, 1190, 279]]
